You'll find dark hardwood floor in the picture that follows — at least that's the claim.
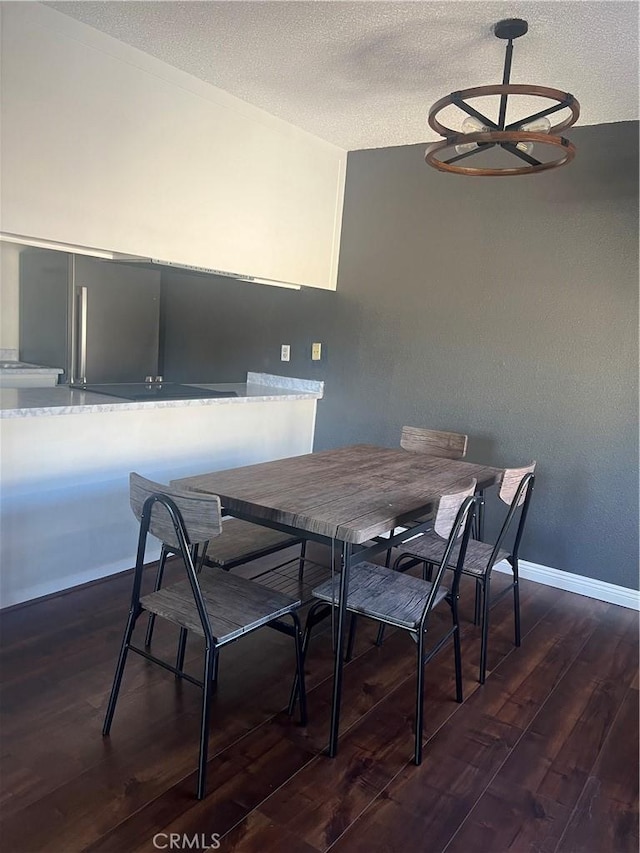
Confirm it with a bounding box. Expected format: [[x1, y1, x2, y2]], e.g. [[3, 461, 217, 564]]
[[1, 544, 637, 853]]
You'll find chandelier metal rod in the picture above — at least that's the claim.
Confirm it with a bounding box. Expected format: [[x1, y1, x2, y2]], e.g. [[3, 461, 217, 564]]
[[505, 97, 574, 131], [444, 143, 497, 166], [497, 39, 514, 130], [451, 93, 498, 130], [501, 143, 541, 167]]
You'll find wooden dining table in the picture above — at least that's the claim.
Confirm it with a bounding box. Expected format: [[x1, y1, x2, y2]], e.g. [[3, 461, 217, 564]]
[[174, 444, 503, 757]]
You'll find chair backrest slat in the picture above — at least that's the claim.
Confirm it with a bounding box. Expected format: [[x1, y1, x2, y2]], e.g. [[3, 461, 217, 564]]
[[400, 426, 468, 460], [130, 473, 222, 549], [434, 479, 477, 539], [499, 462, 537, 506]]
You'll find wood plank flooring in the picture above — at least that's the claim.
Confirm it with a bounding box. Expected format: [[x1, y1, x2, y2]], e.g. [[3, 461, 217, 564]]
[[0, 544, 637, 853]]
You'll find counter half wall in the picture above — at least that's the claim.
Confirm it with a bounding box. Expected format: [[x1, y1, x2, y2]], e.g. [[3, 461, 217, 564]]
[[0, 373, 323, 607]]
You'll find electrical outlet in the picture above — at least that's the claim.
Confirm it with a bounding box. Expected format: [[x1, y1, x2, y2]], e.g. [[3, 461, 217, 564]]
[[280, 344, 290, 362], [311, 342, 322, 361]]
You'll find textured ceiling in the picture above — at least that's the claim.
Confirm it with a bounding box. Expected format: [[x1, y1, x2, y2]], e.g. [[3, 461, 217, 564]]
[[47, 1, 639, 151]]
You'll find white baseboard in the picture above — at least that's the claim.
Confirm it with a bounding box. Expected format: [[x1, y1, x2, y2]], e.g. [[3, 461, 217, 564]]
[[493, 559, 640, 611]]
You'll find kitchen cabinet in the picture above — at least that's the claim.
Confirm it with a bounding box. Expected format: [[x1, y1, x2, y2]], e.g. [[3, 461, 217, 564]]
[[0, 3, 346, 290]]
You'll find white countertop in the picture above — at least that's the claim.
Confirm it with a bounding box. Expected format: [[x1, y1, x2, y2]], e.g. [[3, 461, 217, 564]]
[[0, 361, 63, 375], [0, 373, 324, 418]]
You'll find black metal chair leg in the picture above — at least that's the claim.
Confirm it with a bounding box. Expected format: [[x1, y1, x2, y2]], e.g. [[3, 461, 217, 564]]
[[175, 627, 188, 678], [287, 669, 300, 717], [144, 616, 156, 649], [512, 558, 521, 647], [291, 613, 308, 725], [210, 648, 220, 692], [144, 545, 170, 647], [287, 601, 324, 715], [384, 534, 393, 568], [345, 613, 358, 662], [196, 645, 217, 800], [195, 541, 208, 574], [297, 540, 307, 581], [473, 579, 483, 626], [479, 574, 491, 684], [375, 622, 386, 647], [414, 630, 425, 765], [451, 598, 463, 704], [103, 607, 139, 735]]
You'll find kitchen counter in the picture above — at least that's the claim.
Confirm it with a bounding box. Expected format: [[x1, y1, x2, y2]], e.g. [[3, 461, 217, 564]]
[[1, 372, 324, 607], [0, 360, 63, 374], [0, 373, 323, 417], [0, 359, 63, 388]]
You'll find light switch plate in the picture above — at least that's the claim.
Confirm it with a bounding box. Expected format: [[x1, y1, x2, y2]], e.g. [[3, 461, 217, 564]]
[[311, 342, 322, 360]]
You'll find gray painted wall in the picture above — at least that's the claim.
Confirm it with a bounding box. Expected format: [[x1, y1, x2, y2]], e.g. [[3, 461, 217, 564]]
[[161, 121, 639, 590]]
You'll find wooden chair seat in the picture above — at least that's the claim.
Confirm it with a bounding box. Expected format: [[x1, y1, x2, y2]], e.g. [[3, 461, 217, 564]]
[[141, 567, 302, 644], [146, 516, 306, 649], [202, 518, 301, 569], [395, 532, 510, 578], [312, 562, 449, 630]]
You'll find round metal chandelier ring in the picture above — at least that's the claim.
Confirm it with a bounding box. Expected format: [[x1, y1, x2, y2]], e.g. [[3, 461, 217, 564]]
[[424, 131, 577, 176], [428, 84, 580, 138]]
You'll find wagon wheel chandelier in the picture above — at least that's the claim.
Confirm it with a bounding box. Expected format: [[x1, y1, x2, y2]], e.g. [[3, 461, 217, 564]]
[[425, 19, 580, 176]]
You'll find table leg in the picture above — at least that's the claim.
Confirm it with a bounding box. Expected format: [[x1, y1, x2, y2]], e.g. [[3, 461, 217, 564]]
[[328, 540, 351, 757]]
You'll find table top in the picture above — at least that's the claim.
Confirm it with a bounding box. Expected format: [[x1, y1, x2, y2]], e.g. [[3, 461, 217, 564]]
[[174, 444, 503, 545]]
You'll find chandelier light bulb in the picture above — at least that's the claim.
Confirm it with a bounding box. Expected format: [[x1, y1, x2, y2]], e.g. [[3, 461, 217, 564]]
[[515, 115, 551, 154], [454, 117, 491, 154], [515, 140, 534, 155], [521, 116, 552, 134]]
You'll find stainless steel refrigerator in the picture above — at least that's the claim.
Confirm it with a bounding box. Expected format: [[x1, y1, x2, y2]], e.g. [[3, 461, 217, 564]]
[[19, 249, 161, 384]]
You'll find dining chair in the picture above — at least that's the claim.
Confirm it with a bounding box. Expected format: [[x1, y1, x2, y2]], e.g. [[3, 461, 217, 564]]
[[103, 473, 307, 800], [304, 480, 478, 765], [392, 463, 536, 684]]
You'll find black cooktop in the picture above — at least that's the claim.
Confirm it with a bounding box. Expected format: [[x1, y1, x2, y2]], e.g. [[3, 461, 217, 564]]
[[80, 383, 238, 401]]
